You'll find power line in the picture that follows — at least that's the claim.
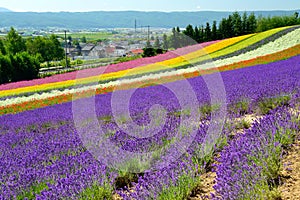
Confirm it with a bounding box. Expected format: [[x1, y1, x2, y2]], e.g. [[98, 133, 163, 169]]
[[134, 19, 137, 34], [141, 25, 150, 41]]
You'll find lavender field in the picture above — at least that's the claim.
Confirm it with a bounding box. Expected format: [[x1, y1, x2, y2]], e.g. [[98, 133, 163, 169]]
[[0, 24, 300, 200]]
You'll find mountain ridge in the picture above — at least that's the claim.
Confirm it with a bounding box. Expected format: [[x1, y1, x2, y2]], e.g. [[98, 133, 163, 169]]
[[0, 7, 12, 12], [0, 10, 298, 29]]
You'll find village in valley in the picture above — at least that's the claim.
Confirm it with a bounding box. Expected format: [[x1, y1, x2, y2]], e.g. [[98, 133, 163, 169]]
[[0, 27, 170, 60]]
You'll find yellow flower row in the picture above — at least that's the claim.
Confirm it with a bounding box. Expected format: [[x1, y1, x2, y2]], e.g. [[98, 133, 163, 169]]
[[160, 34, 254, 67]]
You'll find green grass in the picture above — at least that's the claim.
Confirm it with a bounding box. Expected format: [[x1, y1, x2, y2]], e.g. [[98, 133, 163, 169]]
[[158, 172, 200, 200], [199, 104, 221, 118], [17, 180, 54, 200], [230, 98, 251, 115], [79, 181, 114, 200], [112, 55, 142, 64], [55, 32, 113, 41], [257, 95, 291, 115]]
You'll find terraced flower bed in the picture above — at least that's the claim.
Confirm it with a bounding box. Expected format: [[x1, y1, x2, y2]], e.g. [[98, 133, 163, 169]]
[[0, 25, 300, 199]]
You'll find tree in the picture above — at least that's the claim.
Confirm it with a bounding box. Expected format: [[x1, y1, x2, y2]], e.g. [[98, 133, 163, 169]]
[[5, 27, 26, 55], [183, 24, 195, 40], [171, 26, 184, 48], [81, 36, 87, 43], [146, 40, 151, 48], [232, 12, 242, 36], [154, 36, 161, 49], [0, 54, 12, 84], [162, 34, 169, 50], [211, 21, 218, 40], [248, 12, 257, 33], [242, 12, 248, 34], [67, 35, 72, 42], [26, 36, 46, 62], [26, 35, 64, 64], [227, 15, 234, 37], [218, 18, 225, 39], [294, 11, 299, 19], [199, 25, 205, 42], [183, 24, 197, 45], [48, 34, 64, 61], [171, 27, 178, 49], [142, 46, 156, 57], [10, 52, 40, 82], [73, 39, 80, 47], [204, 22, 212, 41], [0, 39, 6, 55], [194, 26, 200, 43]]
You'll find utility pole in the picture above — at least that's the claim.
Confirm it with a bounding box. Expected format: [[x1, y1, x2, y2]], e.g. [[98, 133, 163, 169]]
[[141, 25, 151, 41], [64, 30, 68, 68], [147, 25, 150, 41]]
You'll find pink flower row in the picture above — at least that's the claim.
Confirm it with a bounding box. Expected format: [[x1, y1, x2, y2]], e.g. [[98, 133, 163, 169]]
[[0, 41, 218, 90]]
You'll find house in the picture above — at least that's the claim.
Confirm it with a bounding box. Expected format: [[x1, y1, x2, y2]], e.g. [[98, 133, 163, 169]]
[[89, 45, 106, 58], [105, 46, 116, 57], [68, 47, 81, 59], [129, 49, 144, 56], [114, 46, 126, 57], [81, 44, 95, 57], [80, 44, 106, 59]]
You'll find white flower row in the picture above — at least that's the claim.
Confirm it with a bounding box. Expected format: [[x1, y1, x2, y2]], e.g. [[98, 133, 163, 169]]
[[1, 28, 299, 108], [210, 27, 300, 68]]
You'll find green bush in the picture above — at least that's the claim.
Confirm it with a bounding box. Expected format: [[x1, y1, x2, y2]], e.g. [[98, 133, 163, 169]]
[[114, 55, 141, 64], [60, 58, 71, 67], [257, 95, 291, 115], [0, 52, 40, 84], [10, 52, 40, 82], [142, 47, 156, 57], [0, 54, 12, 84], [79, 182, 114, 200]]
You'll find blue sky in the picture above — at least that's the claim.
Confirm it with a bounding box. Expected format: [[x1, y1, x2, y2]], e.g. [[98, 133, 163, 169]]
[[1, 0, 300, 12]]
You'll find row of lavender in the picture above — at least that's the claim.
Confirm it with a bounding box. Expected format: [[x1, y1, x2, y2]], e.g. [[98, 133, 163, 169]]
[[0, 55, 299, 199], [119, 106, 300, 199], [213, 106, 300, 199]]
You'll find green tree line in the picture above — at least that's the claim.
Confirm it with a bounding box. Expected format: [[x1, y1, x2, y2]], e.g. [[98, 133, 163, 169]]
[[163, 11, 300, 49], [0, 27, 64, 84]]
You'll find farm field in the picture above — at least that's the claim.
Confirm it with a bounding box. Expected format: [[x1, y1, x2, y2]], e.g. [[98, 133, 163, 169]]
[[53, 31, 113, 41], [0, 25, 300, 199]]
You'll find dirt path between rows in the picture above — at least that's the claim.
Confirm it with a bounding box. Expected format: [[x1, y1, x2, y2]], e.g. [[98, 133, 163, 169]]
[[279, 133, 300, 199]]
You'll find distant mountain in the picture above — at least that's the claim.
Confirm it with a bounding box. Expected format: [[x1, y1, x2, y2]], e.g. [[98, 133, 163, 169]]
[[0, 7, 12, 12], [0, 10, 298, 29]]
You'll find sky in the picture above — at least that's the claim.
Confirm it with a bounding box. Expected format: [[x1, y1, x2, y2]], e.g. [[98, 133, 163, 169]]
[[1, 0, 300, 12]]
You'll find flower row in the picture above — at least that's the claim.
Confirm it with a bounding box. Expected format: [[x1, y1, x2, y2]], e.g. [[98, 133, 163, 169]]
[[0, 40, 219, 91], [1, 41, 299, 112], [213, 107, 299, 199], [1, 27, 298, 99]]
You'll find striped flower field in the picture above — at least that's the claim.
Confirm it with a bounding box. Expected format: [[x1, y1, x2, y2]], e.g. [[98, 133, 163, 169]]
[[0, 25, 300, 199]]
